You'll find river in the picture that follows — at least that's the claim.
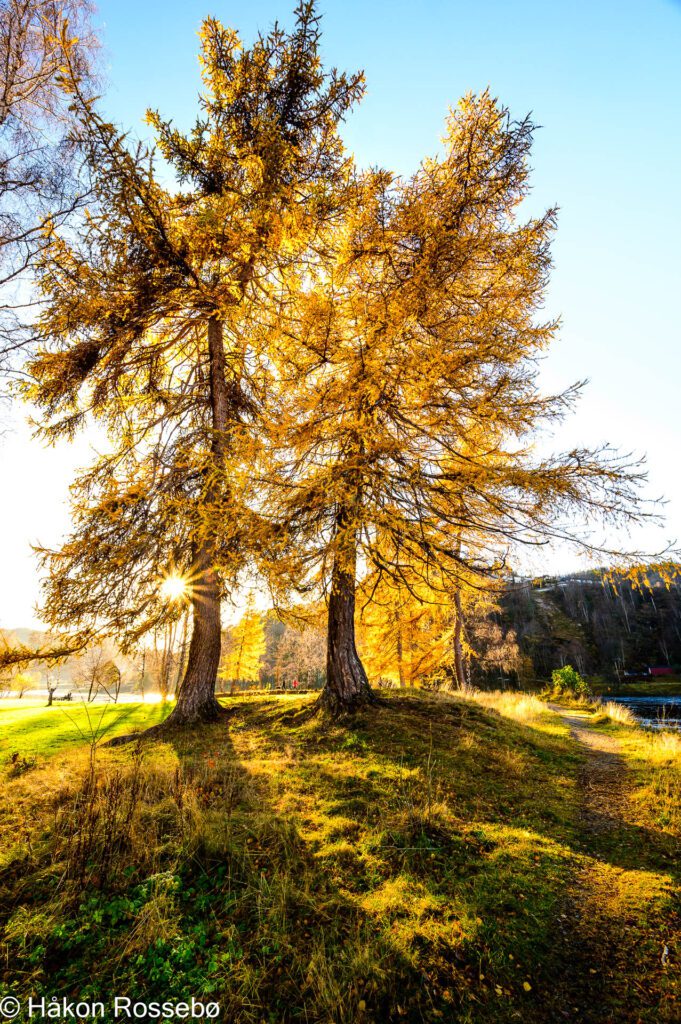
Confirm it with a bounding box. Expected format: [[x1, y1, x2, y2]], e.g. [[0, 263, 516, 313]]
[[610, 695, 681, 729]]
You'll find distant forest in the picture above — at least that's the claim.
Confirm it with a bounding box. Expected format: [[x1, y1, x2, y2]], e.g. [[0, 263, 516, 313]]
[[491, 568, 681, 685]]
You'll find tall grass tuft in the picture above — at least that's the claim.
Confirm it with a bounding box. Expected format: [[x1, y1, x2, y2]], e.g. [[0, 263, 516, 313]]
[[595, 701, 681, 833], [634, 728, 681, 833], [601, 700, 638, 726], [469, 689, 548, 725]]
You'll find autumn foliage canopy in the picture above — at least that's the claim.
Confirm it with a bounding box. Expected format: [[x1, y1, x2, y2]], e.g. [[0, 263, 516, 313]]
[[7, 1, 647, 723]]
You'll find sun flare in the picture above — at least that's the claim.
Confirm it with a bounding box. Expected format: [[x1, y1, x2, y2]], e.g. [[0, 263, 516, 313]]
[[160, 574, 188, 602]]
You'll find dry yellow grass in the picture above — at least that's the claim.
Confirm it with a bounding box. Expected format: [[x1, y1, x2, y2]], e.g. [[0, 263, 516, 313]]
[[590, 706, 681, 835], [468, 689, 550, 726], [600, 700, 638, 726]]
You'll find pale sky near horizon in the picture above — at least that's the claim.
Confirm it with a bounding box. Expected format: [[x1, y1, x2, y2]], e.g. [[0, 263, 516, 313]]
[[1, 0, 680, 629]]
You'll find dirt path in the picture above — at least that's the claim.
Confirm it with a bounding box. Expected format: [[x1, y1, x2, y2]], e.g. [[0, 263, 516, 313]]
[[556, 707, 632, 835], [545, 706, 677, 1023]]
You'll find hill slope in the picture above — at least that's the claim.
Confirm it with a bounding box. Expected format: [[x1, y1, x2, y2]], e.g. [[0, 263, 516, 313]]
[[494, 571, 681, 684], [0, 693, 678, 1023]]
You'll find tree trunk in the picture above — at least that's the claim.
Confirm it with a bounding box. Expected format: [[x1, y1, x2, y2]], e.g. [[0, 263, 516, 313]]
[[165, 544, 223, 724], [320, 519, 375, 717], [161, 316, 229, 727], [158, 626, 169, 702], [173, 609, 189, 696], [113, 665, 121, 703], [231, 635, 245, 696], [453, 587, 468, 690], [87, 671, 96, 702], [396, 610, 406, 688]]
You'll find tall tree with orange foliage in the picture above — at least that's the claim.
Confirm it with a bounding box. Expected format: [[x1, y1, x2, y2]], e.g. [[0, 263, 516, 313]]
[[357, 571, 454, 689], [262, 93, 647, 716], [24, 3, 362, 729], [219, 593, 266, 690]]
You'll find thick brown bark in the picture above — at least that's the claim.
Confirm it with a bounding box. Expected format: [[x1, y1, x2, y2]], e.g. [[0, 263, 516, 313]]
[[152, 316, 229, 729], [320, 522, 375, 717], [164, 545, 222, 725]]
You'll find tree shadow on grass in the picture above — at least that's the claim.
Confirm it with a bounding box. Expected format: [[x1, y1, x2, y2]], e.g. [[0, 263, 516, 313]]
[[2, 692, 678, 1024], [129, 696, 681, 1024], [539, 734, 680, 1024], [155, 693, 611, 1022], [152, 716, 444, 1024]]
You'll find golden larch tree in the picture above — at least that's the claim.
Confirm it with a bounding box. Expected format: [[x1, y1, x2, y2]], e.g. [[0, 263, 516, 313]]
[[23, 3, 362, 730], [219, 593, 266, 689], [261, 93, 647, 716]]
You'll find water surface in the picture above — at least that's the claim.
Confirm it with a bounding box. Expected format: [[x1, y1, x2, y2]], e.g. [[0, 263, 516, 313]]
[[612, 695, 681, 729]]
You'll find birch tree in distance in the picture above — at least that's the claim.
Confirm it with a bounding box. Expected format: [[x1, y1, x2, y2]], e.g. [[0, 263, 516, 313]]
[[1, 0, 96, 375]]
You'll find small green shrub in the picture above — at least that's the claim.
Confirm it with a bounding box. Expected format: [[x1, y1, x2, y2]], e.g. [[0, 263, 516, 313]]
[[550, 664, 589, 697]]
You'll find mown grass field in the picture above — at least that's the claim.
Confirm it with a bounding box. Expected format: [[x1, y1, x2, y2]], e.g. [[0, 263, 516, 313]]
[[0, 692, 678, 1023], [0, 700, 170, 758]]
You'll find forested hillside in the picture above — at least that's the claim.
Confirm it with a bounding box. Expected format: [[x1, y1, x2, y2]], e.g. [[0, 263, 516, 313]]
[[490, 569, 681, 684]]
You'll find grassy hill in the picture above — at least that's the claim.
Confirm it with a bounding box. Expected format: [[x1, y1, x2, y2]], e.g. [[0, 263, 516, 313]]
[[0, 692, 678, 1023]]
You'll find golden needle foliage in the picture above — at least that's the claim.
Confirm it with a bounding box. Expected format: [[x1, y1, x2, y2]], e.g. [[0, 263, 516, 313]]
[[256, 91, 647, 709], [219, 594, 266, 687], [11, 6, 650, 716]]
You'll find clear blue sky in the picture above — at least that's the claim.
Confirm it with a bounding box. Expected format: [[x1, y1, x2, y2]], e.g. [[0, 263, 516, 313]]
[[2, 0, 680, 627]]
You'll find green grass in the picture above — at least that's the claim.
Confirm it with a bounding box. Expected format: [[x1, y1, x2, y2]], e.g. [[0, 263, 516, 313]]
[[0, 691, 677, 1023], [0, 699, 171, 757], [591, 678, 681, 697]]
